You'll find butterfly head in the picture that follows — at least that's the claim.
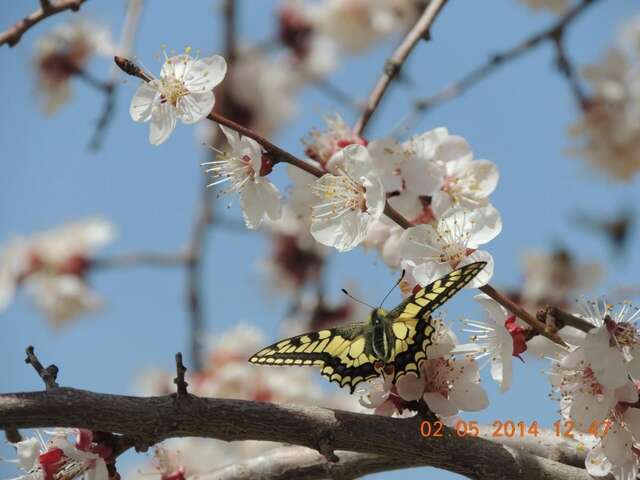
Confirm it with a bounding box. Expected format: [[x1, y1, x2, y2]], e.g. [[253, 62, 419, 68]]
[[371, 308, 387, 326]]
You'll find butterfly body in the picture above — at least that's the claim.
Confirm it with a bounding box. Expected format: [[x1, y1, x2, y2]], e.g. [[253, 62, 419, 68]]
[[249, 262, 486, 393]]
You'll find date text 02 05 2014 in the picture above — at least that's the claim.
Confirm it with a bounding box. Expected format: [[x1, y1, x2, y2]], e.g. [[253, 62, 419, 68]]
[[419, 419, 612, 439]]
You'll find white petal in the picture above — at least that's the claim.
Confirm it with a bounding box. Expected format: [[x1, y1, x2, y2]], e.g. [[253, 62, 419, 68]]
[[184, 55, 227, 91], [402, 159, 445, 196], [423, 392, 458, 417], [585, 445, 612, 476], [219, 124, 242, 152], [311, 209, 369, 252], [465, 160, 499, 198], [149, 103, 176, 145], [449, 382, 489, 411], [400, 224, 440, 263], [430, 190, 453, 218], [467, 204, 502, 246], [129, 81, 157, 122], [474, 293, 507, 324], [160, 54, 190, 80], [178, 90, 214, 124], [239, 182, 266, 230], [14, 438, 41, 470], [256, 180, 282, 222], [435, 135, 473, 166], [603, 421, 634, 466], [413, 261, 452, 287]]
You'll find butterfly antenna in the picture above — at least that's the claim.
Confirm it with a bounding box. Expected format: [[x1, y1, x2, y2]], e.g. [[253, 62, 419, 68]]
[[341, 289, 376, 310], [378, 269, 406, 308]]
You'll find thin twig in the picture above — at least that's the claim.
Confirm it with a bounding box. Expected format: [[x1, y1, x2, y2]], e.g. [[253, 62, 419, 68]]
[[353, 0, 449, 136], [540, 305, 594, 333], [24, 346, 59, 389], [173, 352, 189, 396], [0, 0, 87, 48], [413, 0, 598, 114]]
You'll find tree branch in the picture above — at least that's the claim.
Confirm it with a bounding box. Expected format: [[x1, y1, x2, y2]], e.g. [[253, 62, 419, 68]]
[[0, 0, 87, 48], [0, 387, 594, 480], [353, 0, 449, 136], [24, 346, 59, 389], [413, 0, 598, 115], [90, 252, 188, 269]]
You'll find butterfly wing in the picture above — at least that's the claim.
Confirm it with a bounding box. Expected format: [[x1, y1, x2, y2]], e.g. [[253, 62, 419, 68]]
[[249, 324, 379, 393], [389, 261, 487, 382]]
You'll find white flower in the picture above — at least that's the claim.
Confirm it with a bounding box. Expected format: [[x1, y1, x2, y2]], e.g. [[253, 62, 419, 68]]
[[310, 144, 385, 251], [130, 50, 227, 145], [549, 347, 637, 432], [34, 20, 113, 114], [202, 125, 282, 229], [581, 299, 640, 389], [398, 128, 450, 197], [517, 0, 570, 14], [462, 294, 514, 392], [394, 357, 489, 417], [400, 205, 501, 288], [585, 408, 640, 479], [0, 218, 114, 326]]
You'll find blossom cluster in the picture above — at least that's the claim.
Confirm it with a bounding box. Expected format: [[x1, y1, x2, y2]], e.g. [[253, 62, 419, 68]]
[[569, 16, 640, 181], [0, 218, 114, 327]]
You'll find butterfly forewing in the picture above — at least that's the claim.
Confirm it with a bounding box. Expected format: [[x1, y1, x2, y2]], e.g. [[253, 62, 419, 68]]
[[248, 324, 379, 392]]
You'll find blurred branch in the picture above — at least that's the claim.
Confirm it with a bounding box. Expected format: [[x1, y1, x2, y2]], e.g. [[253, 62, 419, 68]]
[[412, 0, 598, 115], [90, 0, 145, 150], [90, 252, 188, 269], [0, 386, 594, 480], [0, 0, 87, 48], [353, 0, 449, 136], [538, 305, 594, 333]]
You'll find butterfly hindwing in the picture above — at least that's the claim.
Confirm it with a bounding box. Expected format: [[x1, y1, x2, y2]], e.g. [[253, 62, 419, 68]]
[[249, 324, 379, 393], [390, 314, 435, 382]]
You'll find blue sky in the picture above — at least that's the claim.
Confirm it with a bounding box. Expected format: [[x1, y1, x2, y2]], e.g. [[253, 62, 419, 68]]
[[1, 1, 639, 479]]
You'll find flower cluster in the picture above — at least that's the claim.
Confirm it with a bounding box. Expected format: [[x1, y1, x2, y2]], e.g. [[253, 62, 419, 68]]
[[291, 118, 501, 289], [6, 429, 111, 480], [0, 218, 114, 327], [569, 27, 640, 181], [546, 299, 640, 478]]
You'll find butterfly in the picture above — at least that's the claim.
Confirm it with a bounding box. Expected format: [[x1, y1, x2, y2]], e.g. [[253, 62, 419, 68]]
[[249, 261, 486, 393]]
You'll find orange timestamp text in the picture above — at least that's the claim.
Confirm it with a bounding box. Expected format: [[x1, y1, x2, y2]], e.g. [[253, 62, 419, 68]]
[[419, 419, 613, 439]]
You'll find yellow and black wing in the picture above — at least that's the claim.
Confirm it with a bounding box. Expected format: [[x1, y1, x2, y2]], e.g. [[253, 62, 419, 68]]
[[389, 261, 487, 382], [249, 325, 379, 393]]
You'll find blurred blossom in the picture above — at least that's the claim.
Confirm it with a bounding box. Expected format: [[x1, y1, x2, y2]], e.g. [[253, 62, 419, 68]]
[[202, 125, 282, 229], [313, 0, 421, 53], [520, 249, 602, 310], [569, 48, 640, 180], [129, 50, 227, 145], [310, 144, 385, 251], [516, 0, 569, 14], [34, 21, 113, 114], [0, 218, 115, 327], [134, 323, 357, 475], [400, 205, 501, 288], [214, 49, 300, 138], [260, 207, 327, 293]]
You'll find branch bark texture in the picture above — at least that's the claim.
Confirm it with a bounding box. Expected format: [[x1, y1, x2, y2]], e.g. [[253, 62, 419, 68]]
[[0, 388, 593, 480]]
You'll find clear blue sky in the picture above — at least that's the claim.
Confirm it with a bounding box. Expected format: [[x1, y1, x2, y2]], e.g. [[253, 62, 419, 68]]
[[1, 1, 639, 479]]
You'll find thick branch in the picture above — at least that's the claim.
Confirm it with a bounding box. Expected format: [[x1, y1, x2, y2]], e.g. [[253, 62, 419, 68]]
[[414, 0, 598, 113], [0, 388, 592, 480], [0, 0, 87, 48], [354, 0, 449, 135]]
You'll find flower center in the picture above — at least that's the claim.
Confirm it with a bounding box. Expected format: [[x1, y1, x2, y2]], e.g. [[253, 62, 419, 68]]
[[203, 154, 254, 193], [159, 75, 190, 107], [311, 171, 367, 221]]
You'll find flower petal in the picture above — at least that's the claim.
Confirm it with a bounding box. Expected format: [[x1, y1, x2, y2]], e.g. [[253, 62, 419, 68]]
[[149, 103, 177, 145], [185, 55, 227, 91], [129, 81, 157, 122]]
